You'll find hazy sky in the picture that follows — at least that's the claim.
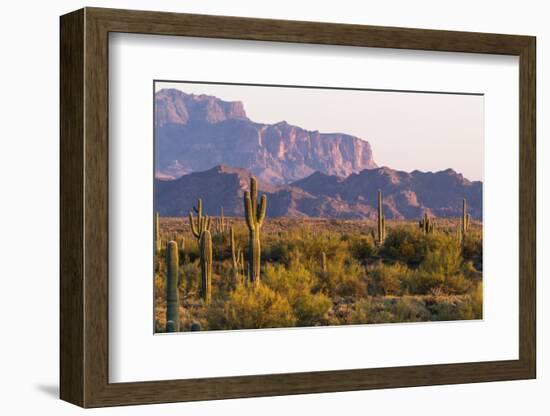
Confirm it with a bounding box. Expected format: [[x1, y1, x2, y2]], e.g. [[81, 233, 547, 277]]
[[155, 81, 484, 181]]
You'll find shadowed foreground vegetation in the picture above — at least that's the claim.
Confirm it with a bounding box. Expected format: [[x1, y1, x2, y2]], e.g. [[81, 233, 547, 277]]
[[155, 216, 482, 332]]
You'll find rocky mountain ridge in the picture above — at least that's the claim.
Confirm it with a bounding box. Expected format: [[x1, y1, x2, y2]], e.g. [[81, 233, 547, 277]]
[[154, 88, 377, 184], [155, 164, 482, 220]]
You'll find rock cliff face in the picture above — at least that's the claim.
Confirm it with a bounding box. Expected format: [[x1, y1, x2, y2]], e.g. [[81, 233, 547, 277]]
[[154, 89, 377, 184], [155, 165, 482, 220], [155, 88, 248, 126]]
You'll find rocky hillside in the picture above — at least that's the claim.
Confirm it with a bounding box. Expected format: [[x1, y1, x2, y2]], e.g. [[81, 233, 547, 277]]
[[155, 165, 482, 220], [154, 89, 377, 184]]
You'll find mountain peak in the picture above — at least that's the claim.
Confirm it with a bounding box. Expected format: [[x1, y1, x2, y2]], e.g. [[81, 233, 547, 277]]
[[155, 88, 248, 126], [155, 91, 377, 184]]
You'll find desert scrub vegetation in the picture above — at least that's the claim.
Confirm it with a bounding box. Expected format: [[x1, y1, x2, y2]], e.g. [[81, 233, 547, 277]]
[[155, 216, 483, 331], [154, 184, 482, 332]]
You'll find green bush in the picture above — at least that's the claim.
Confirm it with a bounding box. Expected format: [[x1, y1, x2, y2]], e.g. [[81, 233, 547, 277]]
[[462, 230, 483, 271], [207, 284, 296, 330], [393, 297, 431, 322], [367, 262, 410, 296], [264, 263, 331, 326], [348, 234, 377, 262], [316, 254, 368, 298], [154, 217, 484, 331], [380, 226, 428, 266]]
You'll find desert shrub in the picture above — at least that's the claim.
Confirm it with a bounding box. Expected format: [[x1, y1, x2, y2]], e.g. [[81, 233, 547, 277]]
[[393, 297, 431, 322], [154, 272, 165, 303], [348, 234, 377, 262], [350, 298, 396, 324], [180, 261, 201, 295], [402, 269, 444, 295], [316, 254, 368, 298], [428, 299, 459, 321], [367, 262, 410, 296], [380, 227, 428, 266], [263, 227, 346, 270], [420, 237, 462, 276], [207, 284, 296, 330], [264, 263, 331, 326], [401, 234, 471, 295], [462, 230, 483, 271], [458, 282, 483, 320], [349, 299, 372, 324]]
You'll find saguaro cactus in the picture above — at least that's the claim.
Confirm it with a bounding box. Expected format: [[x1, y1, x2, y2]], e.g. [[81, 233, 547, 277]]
[[244, 177, 267, 285], [377, 190, 386, 245], [230, 225, 244, 283], [419, 212, 435, 234], [199, 230, 212, 304], [166, 240, 179, 332], [155, 212, 161, 254], [461, 198, 471, 236], [216, 206, 227, 234], [189, 199, 211, 243]]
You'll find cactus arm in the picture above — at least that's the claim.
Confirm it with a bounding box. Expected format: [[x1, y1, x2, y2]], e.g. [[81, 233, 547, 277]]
[[193, 199, 202, 215], [205, 215, 212, 232], [250, 177, 258, 223], [189, 212, 200, 239], [257, 195, 267, 226], [244, 191, 254, 229], [230, 225, 237, 267]]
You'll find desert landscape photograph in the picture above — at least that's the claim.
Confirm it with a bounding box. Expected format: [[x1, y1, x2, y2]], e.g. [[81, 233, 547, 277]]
[[153, 81, 483, 333]]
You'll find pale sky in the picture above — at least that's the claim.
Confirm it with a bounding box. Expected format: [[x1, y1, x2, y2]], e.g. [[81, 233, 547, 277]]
[[155, 81, 484, 181]]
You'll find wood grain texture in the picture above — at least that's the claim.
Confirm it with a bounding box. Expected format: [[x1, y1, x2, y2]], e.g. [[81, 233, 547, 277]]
[[59, 7, 537, 408], [59, 8, 84, 407]]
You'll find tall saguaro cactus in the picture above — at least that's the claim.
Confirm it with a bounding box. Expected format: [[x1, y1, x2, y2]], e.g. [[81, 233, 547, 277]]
[[377, 190, 386, 245], [461, 198, 471, 236], [189, 199, 211, 243], [155, 212, 161, 254], [166, 240, 179, 332], [230, 225, 244, 283], [199, 230, 212, 304], [244, 177, 267, 286], [216, 206, 227, 234]]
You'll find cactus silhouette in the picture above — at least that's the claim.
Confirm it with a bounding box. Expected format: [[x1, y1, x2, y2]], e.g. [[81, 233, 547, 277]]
[[155, 212, 161, 254], [377, 190, 386, 245], [189, 198, 212, 296], [189, 199, 211, 243], [199, 230, 212, 304], [461, 198, 471, 236], [244, 177, 267, 286], [419, 212, 435, 234], [230, 225, 244, 283], [166, 240, 179, 332], [216, 206, 227, 234]]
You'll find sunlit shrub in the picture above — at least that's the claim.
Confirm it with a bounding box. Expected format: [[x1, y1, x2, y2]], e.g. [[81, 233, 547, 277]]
[[264, 263, 331, 326], [367, 262, 410, 296], [380, 226, 427, 266], [207, 284, 296, 330], [316, 254, 368, 298]]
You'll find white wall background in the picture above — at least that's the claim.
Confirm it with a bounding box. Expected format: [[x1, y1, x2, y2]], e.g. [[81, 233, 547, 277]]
[[0, 0, 545, 414]]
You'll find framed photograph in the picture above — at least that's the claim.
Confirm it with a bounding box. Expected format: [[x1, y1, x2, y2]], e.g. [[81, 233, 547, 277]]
[[60, 7, 536, 408]]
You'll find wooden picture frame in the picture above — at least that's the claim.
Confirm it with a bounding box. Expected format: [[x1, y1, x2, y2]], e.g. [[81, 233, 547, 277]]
[[60, 7, 536, 408]]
